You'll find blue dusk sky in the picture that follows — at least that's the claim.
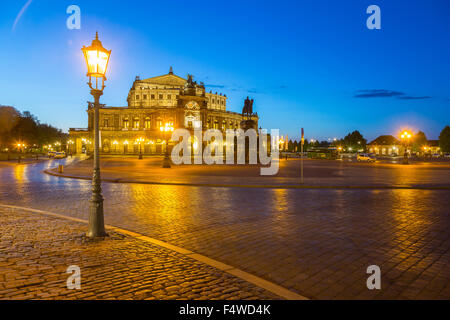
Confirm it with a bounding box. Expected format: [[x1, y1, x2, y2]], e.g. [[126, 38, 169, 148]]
[[0, 0, 449, 141]]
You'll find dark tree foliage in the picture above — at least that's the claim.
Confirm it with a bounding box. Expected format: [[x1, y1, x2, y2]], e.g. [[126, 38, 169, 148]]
[[343, 130, 367, 151], [412, 131, 428, 152], [439, 126, 450, 153], [0, 106, 67, 150]]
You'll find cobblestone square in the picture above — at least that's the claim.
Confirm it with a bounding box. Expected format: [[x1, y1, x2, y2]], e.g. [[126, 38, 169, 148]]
[[0, 158, 449, 300]]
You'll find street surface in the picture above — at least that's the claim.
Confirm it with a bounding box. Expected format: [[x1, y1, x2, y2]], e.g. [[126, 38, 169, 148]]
[[0, 157, 449, 299], [0, 206, 277, 300], [49, 156, 450, 188]]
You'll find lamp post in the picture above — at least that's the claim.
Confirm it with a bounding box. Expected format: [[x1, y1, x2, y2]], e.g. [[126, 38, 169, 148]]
[[136, 137, 144, 159], [82, 32, 111, 238], [400, 130, 412, 165], [113, 140, 118, 153], [68, 140, 74, 155], [17, 143, 23, 163], [123, 140, 128, 154], [160, 122, 174, 168]]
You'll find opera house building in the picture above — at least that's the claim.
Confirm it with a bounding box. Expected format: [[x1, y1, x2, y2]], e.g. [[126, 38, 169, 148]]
[[69, 68, 259, 155]]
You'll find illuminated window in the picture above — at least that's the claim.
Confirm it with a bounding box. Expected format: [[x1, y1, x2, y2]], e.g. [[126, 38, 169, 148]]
[[167, 94, 171, 99], [151, 94, 155, 99], [136, 95, 140, 100], [159, 94, 163, 99], [145, 117, 151, 129], [133, 118, 140, 129], [143, 94, 148, 100], [123, 119, 129, 129], [103, 119, 109, 127]]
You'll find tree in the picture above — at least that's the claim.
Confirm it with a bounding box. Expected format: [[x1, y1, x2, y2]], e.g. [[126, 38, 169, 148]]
[[0, 106, 20, 147], [439, 126, 450, 153], [0, 107, 66, 151], [343, 130, 367, 152], [412, 131, 428, 152]]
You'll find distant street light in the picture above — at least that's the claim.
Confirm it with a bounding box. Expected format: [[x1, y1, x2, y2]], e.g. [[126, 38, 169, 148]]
[[113, 140, 118, 153], [400, 130, 412, 165], [82, 32, 111, 238], [160, 122, 174, 168], [136, 137, 145, 159], [67, 140, 74, 154]]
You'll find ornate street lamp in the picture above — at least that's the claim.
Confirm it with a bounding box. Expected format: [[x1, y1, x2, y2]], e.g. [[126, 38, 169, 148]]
[[400, 130, 412, 165], [82, 32, 111, 238], [113, 140, 118, 153], [136, 137, 145, 159], [160, 122, 174, 168]]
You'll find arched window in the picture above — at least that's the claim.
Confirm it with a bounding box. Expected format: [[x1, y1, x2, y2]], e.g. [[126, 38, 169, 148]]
[[145, 117, 151, 129], [123, 118, 129, 129], [133, 117, 140, 129]]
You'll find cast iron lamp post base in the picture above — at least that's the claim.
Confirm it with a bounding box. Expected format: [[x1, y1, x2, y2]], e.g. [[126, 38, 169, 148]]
[[403, 152, 409, 165]]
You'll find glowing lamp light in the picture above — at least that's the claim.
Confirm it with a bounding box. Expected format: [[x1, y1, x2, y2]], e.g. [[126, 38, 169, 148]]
[[400, 130, 412, 140], [160, 122, 174, 132], [82, 32, 111, 79]]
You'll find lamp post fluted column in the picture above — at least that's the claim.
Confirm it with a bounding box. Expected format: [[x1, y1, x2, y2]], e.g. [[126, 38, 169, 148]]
[[88, 89, 107, 238], [82, 32, 111, 239]]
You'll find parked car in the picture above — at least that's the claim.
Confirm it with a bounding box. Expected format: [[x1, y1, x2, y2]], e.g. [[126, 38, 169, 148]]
[[54, 152, 67, 159], [432, 153, 441, 159], [444, 153, 450, 159], [357, 153, 376, 162], [48, 151, 56, 158]]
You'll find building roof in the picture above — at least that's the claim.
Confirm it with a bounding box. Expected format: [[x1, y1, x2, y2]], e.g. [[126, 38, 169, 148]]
[[139, 67, 187, 86], [427, 140, 440, 147], [368, 135, 400, 145]]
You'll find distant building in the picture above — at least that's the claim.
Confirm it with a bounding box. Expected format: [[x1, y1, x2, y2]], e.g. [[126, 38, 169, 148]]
[[422, 140, 441, 155], [367, 135, 404, 155], [368, 136, 443, 156], [69, 68, 259, 154]]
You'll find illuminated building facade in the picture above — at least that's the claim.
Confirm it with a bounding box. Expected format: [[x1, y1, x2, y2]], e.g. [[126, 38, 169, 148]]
[[69, 68, 258, 154]]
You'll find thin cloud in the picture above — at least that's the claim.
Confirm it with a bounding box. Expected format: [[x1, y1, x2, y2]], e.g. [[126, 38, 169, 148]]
[[354, 89, 432, 100], [398, 96, 432, 100], [354, 89, 404, 98], [12, 0, 33, 32]]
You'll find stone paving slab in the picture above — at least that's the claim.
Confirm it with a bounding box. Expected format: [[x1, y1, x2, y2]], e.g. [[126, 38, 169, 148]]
[[0, 207, 279, 300]]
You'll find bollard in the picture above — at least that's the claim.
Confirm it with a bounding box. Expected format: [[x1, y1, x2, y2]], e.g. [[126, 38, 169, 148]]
[[58, 165, 64, 173]]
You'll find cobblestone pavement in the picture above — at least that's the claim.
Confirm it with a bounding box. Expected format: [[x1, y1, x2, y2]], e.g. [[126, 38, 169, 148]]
[[0, 207, 278, 300], [0, 158, 449, 299], [51, 156, 450, 187]]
